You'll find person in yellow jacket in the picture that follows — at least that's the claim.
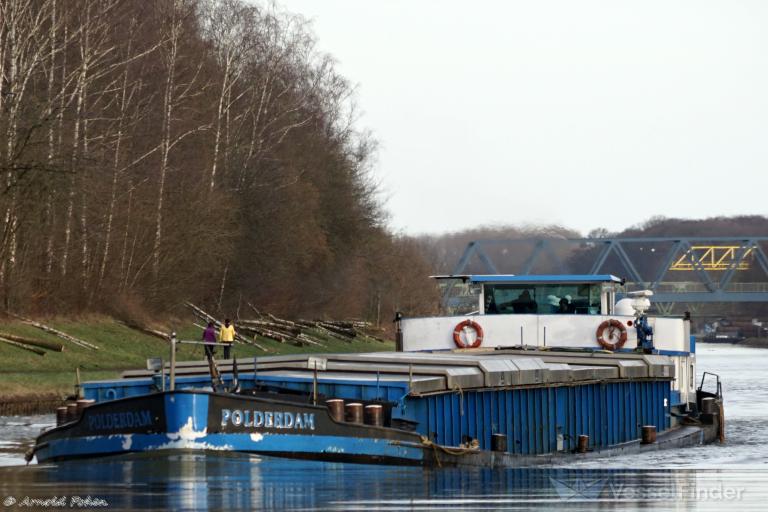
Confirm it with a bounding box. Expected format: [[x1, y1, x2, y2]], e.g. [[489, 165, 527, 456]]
[[219, 318, 236, 360]]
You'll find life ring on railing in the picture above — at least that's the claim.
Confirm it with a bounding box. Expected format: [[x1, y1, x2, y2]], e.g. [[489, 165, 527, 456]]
[[453, 320, 484, 349], [596, 319, 628, 350]]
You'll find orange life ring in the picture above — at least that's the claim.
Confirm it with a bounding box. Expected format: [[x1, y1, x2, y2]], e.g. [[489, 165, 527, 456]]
[[596, 319, 628, 350], [453, 319, 484, 349]]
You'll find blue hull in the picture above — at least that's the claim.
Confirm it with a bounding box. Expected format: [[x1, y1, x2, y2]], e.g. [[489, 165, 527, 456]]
[[35, 432, 426, 464], [33, 391, 427, 465]]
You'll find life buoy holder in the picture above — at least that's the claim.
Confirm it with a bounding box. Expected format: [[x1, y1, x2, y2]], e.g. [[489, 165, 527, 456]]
[[596, 319, 628, 350], [453, 319, 484, 349]]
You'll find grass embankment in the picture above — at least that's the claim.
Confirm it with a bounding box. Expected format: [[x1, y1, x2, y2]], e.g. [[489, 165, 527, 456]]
[[0, 317, 394, 399]]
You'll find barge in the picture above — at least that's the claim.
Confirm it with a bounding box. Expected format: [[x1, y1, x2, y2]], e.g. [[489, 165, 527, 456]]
[[30, 275, 724, 466]]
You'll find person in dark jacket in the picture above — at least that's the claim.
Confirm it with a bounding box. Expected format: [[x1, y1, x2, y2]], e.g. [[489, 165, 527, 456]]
[[203, 321, 217, 359]]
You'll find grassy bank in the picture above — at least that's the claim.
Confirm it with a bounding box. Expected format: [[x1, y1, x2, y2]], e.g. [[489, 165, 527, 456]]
[[0, 317, 393, 399]]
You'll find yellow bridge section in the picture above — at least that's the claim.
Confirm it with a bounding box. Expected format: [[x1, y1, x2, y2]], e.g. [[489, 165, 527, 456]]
[[670, 246, 753, 271]]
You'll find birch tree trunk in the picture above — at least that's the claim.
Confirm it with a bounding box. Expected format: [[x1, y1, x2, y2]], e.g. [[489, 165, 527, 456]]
[[98, 27, 137, 291], [44, 0, 58, 276], [153, 0, 208, 284], [153, 17, 179, 282], [47, 19, 69, 276], [60, 3, 91, 279]]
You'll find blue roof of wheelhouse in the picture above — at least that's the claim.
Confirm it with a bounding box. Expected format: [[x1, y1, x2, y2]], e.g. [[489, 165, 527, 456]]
[[465, 274, 624, 284]]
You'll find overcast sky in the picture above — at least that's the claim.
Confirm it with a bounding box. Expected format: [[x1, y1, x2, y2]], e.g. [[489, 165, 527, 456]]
[[280, 0, 768, 236]]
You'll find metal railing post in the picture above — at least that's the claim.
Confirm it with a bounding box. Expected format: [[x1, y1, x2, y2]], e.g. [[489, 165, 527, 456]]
[[170, 332, 177, 391]]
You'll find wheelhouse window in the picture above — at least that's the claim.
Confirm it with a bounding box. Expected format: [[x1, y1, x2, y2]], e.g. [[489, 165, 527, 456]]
[[484, 284, 601, 315], [438, 279, 482, 316]]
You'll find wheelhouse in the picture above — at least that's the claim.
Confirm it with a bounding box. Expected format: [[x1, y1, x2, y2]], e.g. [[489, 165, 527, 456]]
[[437, 274, 625, 316]]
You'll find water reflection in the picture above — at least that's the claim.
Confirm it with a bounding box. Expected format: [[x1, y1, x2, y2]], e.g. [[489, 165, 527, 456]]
[[0, 453, 766, 510]]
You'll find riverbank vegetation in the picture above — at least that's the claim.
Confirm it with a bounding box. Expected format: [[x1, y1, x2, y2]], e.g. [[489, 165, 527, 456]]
[[0, 316, 393, 398], [0, 0, 436, 326]]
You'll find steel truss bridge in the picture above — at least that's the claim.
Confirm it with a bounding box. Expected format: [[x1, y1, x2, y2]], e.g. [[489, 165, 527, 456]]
[[452, 237, 768, 313]]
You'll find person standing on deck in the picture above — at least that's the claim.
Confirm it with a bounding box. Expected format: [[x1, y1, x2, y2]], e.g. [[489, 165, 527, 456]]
[[202, 322, 217, 359], [219, 318, 236, 360]]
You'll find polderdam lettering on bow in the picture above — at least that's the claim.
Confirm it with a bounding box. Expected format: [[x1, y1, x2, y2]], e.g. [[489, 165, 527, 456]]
[[87, 410, 153, 431], [221, 409, 315, 430]]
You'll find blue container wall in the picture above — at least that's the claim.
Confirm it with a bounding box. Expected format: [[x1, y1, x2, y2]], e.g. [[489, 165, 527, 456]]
[[83, 379, 154, 401], [83, 375, 239, 402], [407, 380, 671, 454], [255, 376, 408, 403], [82, 374, 409, 405]]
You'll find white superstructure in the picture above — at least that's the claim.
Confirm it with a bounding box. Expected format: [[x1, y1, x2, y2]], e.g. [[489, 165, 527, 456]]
[[399, 274, 696, 406]]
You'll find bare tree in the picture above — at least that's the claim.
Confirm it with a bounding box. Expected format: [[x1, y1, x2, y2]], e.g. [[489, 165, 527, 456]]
[[152, 0, 208, 282]]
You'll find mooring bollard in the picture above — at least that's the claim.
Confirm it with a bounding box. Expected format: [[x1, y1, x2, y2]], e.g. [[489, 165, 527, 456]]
[[364, 405, 383, 427], [577, 435, 589, 453], [76, 399, 94, 415], [491, 433, 508, 452], [66, 403, 79, 423], [700, 397, 718, 425], [345, 403, 363, 424], [641, 425, 657, 444], [326, 399, 345, 422], [56, 406, 68, 426]]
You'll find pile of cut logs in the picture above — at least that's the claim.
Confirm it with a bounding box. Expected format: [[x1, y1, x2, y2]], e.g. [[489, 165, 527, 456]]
[[186, 302, 390, 351]]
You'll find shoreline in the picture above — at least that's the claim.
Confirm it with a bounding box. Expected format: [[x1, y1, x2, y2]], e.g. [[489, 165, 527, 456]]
[[698, 338, 767, 348], [729, 337, 768, 348], [0, 393, 65, 416]]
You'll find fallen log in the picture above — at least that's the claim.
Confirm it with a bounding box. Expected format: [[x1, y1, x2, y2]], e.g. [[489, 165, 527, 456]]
[[323, 320, 357, 329], [361, 333, 392, 344], [237, 324, 287, 343], [296, 320, 351, 341], [243, 313, 302, 331], [296, 333, 325, 347], [0, 337, 46, 356], [7, 313, 99, 350], [239, 320, 302, 336], [267, 314, 300, 329], [238, 321, 326, 347], [0, 332, 64, 351], [247, 302, 264, 318], [318, 322, 357, 338]]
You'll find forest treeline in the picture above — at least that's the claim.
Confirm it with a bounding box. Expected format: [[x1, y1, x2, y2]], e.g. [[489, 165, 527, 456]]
[[0, 0, 437, 322]]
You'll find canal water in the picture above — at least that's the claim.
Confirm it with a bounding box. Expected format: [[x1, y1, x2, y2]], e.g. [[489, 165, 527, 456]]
[[0, 344, 766, 510]]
